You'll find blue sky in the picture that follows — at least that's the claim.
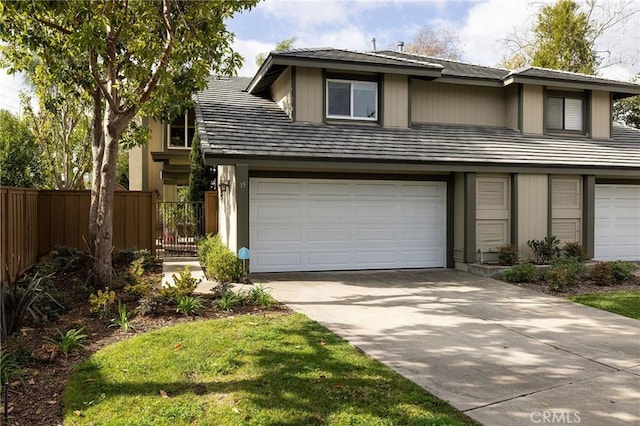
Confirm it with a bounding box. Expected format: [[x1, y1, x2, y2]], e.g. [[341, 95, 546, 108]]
[[1, 0, 639, 114]]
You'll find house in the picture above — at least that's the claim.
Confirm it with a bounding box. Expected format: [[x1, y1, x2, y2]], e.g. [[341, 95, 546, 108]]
[[132, 48, 640, 273]]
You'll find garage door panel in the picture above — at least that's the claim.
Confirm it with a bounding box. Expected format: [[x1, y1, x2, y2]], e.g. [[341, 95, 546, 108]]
[[250, 178, 446, 272], [595, 185, 640, 261]]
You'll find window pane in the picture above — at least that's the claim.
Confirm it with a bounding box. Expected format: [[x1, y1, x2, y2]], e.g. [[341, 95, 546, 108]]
[[547, 97, 563, 130], [187, 109, 196, 147], [564, 98, 583, 131], [353, 83, 377, 119], [327, 81, 350, 116], [169, 113, 186, 147]]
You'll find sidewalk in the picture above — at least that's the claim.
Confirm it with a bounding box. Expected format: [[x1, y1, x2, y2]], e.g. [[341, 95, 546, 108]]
[[160, 257, 216, 293]]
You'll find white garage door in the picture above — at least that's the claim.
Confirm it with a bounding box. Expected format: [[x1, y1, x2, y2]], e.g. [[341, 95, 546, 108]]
[[250, 178, 446, 272], [595, 184, 640, 261]]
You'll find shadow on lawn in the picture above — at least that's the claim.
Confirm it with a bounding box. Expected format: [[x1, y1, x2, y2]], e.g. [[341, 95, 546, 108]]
[[63, 318, 474, 425]]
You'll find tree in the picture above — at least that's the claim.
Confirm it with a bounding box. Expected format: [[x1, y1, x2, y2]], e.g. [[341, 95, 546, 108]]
[[501, 0, 639, 73], [256, 36, 297, 66], [1, 0, 258, 287], [613, 74, 640, 128], [404, 27, 463, 60], [187, 133, 209, 203], [0, 109, 43, 187]]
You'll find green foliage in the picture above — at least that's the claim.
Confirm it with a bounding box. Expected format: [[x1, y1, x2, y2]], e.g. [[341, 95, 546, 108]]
[[613, 84, 640, 129], [589, 262, 614, 286], [89, 289, 116, 319], [0, 349, 21, 383], [244, 284, 275, 308], [175, 296, 204, 316], [160, 266, 199, 302], [1, 271, 58, 338], [562, 242, 587, 262], [46, 328, 87, 357], [113, 248, 155, 269], [135, 296, 162, 317], [545, 257, 586, 291], [0, 109, 43, 187], [610, 261, 638, 283], [256, 36, 297, 66], [497, 244, 519, 266], [198, 234, 243, 284], [531, 0, 597, 74], [503, 263, 538, 283], [187, 134, 210, 203], [110, 301, 134, 332], [217, 292, 241, 311], [571, 290, 640, 320], [527, 236, 561, 264]]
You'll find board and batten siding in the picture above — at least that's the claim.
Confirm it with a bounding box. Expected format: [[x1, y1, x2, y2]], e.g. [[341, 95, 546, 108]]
[[295, 67, 323, 123], [591, 90, 611, 138], [521, 84, 544, 134], [476, 175, 510, 252], [270, 67, 293, 119], [383, 74, 408, 128], [517, 174, 548, 259], [411, 80, 507, 127], [551, 176, 582, 244], [506, 84, 519, 130]]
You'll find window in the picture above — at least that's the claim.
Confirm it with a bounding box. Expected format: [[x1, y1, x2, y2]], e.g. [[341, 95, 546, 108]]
[[326, 79, 377, 120], [168, 109, 195, 148], [546, 95, 584, 132]]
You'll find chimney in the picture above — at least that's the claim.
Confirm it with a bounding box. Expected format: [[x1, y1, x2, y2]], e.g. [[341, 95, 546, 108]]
[[397, 41, 404, 52], [371, 37, 376, 51]]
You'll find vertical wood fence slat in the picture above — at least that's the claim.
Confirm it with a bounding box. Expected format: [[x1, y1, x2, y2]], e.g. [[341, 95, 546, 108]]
[[204, 191, 219, 236], [1, 189, 156, 283]]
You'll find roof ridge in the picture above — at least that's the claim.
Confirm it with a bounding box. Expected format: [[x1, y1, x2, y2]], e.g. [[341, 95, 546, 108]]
[[363, 50, 444, 68], [506, 65, 636, 83], [375, 50, 508, 72]]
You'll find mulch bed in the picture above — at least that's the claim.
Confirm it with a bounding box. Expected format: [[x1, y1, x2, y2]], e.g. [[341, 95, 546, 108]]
[[2, 263, 286, 426], [515, 277, 640, 298]]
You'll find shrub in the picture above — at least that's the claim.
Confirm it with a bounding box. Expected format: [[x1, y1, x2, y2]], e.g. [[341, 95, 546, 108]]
[[89, 288, 116, 319], [176, 295, 204, 316], [1, 271, 58, 338], [124, 278, 155, 299], [589, 262, 614, 286], [46, 328, 87, 358], [245, 284, 274, 308], [527, 236, 561, 264], [217, 292, 241, 311], [502, 263, 538, 283], [0, 349, 21, 382], [497, 244, 518, 266], [110, 301, 134, 332], [136, 296, 162, 316], [113, 248, 156, 269], [160, 266, 199, 302], [545, 258, 586, 291], [198, 234, 243, 283], [610, 261, 638, 282], [562, 242, 587, 262]]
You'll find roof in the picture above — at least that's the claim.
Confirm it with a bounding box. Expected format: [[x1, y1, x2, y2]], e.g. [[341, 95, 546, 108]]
[[196, 77, 640, 171]]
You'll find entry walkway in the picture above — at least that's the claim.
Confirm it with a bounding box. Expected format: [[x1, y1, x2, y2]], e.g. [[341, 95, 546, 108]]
[[161, 257, 216, 293], [254, 269, 640, 426]]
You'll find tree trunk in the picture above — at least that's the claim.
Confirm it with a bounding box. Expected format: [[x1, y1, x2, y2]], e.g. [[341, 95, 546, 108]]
[[89, 90, 104, 255]]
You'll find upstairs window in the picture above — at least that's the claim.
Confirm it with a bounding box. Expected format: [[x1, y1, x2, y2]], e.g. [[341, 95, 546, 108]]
[[546, 95, 584, 132], [168, 109, 196, 148], [326, 79, 377, 121]]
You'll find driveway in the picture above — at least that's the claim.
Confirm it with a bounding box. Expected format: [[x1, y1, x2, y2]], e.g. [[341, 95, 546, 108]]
[[253, 269, 640, 426]]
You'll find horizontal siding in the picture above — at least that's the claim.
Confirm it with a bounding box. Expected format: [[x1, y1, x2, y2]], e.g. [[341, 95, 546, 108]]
[[551, 176, 582, 244], [411, 80, 507, 127], [476, 175, 510, 251]]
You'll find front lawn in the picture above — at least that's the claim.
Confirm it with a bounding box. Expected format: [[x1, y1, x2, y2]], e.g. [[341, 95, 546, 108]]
[[63, 312, 475, 425], [570, 290, 640, 320]]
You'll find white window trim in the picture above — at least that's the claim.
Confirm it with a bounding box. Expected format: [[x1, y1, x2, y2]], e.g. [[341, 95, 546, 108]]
[[326, 79, 378, 121], [167, 111, 194, 150]]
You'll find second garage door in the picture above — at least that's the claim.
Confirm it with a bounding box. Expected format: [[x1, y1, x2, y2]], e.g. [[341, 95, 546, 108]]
[[250, 178, 446, 272], [595, 184, 640, 261]]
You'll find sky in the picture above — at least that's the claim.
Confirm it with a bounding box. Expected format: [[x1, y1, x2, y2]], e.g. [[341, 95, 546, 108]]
[[1, 0, 639, 114]]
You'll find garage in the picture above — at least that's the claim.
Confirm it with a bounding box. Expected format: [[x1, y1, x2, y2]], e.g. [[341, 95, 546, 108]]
[[595, 184, 640, 261], [249, 178, 446, 272]]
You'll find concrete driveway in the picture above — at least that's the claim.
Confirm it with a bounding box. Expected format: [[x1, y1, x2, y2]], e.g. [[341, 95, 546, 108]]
[[253, 269, 640, 426]]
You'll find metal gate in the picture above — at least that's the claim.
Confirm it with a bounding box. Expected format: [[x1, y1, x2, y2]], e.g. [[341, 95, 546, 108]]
[[156, 201, 204, 256]]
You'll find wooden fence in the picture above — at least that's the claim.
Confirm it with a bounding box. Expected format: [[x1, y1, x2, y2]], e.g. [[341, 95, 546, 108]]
[[204, 191, 218, 235], [1, 189, 157, 283]]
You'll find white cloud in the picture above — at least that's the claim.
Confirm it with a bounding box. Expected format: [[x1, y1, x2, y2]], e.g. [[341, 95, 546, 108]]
[[233, 39, 275, 77], [0, 69, 25, 114]]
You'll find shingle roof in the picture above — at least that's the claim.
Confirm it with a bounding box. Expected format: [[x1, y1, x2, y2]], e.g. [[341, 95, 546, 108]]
[[196, 77, 640, 171], [509, 66, 640, 89], [274, 48, 443, 69]]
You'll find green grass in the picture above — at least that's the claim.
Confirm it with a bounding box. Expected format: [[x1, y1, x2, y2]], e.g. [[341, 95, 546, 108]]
[[63, 313, 475, 425], [571, 290, 640, 320]]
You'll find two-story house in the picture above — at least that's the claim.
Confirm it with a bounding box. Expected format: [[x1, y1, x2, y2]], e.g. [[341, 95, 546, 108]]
[[133, 48, 640, 273]]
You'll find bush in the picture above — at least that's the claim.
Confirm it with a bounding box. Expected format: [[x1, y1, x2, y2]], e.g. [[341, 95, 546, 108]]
[[562, 242, 587, 262], [176, 295, 204, 316], [244, 284, 274, 308], [113, 248, 156, 269], [497, 244, 518, 266], [0, 349, 21, 382], [89, 288, 116, 319], [198, 234, 243, 284], [160, 266, 199, 302], [46, 328, 87, 358], [610, 261, 638, 282], [589, 262, 614, 286], [135, 296, 162, 316], [545, 258, 586, 291], [502, 263, 538, 283], [527, 236, 561, 264]]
